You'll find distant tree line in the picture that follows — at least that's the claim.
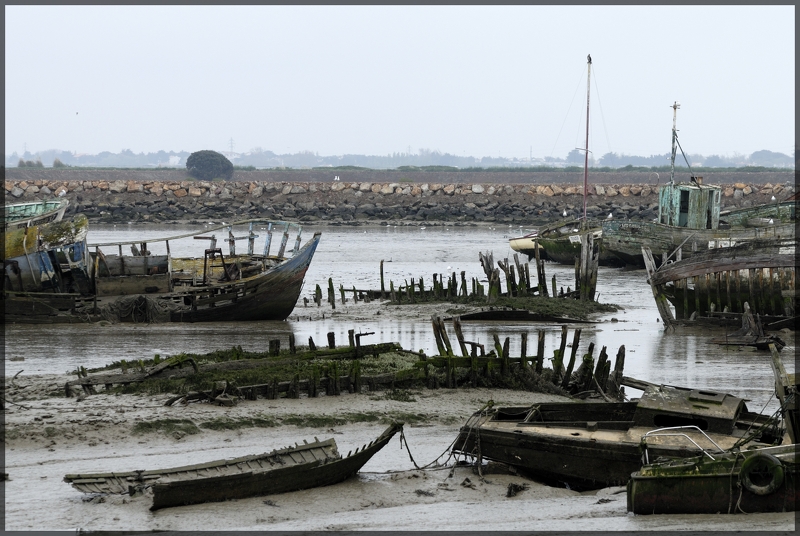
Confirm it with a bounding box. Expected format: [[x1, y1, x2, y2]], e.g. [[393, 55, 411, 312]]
[[4, 146, 795, 170]]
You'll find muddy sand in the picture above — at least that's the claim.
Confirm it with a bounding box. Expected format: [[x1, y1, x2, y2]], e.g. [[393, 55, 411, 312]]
[[3, 361, 795, 532]]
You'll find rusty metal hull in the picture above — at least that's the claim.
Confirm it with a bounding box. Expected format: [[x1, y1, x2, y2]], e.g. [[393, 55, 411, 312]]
[[627, 445, 797, 514], [602, 219, 794, 267], [649, 237, 796, 320]]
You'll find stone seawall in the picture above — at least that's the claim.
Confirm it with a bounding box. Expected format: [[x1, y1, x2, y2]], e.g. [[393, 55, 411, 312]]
[[4, 173, 795, 226]]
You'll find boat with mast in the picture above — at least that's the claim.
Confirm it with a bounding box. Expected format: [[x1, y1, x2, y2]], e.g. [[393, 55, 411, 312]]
[[509, 55, 618, 266], [601, 102, 794, 267]]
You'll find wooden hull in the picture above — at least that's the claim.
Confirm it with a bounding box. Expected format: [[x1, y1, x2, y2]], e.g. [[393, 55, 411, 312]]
[[4, 224, 321, 324], [511, 220, 622, 266], [4, 199, 68, 230], [649, 237, 796, 320], [627, 445, 797, 514], [602, 219, 794, 267], [151, 423, 402, 510], [720, 200, 796, 227], [64, 423, 402, 511]]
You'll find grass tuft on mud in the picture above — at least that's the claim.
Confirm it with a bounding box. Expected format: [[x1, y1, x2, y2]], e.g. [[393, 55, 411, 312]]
[[132, 418, 201, 436]]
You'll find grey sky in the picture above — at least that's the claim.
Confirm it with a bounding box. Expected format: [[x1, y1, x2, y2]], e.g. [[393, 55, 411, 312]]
[[5, 5, 795, 160]]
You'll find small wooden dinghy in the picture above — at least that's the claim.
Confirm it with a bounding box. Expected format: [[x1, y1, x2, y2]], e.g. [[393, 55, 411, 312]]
[[64, 422, 402, 510]]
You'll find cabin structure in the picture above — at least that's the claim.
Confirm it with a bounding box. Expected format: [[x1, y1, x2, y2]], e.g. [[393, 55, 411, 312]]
[[658, 179, 721, 230]]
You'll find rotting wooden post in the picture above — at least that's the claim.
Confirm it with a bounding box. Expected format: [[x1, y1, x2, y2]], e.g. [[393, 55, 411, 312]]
[[289, 334, 296, 354], [560, 329, 582, 390], [418, 277, 425, 300], [431, 316, 448, 356], [470, 346, 478, 387], [534, 241, 548, 297], [574, 256, 581, 296], [536, 330, 545, 373], [502, 337, 510, 376], [524, 263, 531, 293], [433, 274, 440, 299], [333, 361, 341, 396], [520, 332, 528, 370], [390, 281, 396, 303], [308, 336, 317, 352], [594, 345, 609, 392], [348, 329, 355, 347], [437, 316, 454, 356], [269, 339, 280, 356], [327, 332, 336, 349], [513, 254, 527, 296], [452, 317, 470, 357], [339, 284, 346, 305], [380, 260, 386, 298], [315, 284, 322, 307], [460, 271, 468, 297], [327, 278, 336, 310], [303, 297, 308, 307], [577, 343, 596, 392], [352, 286, 358, 303], [551, 275, 557, 299], [609, 345, 626, 398]]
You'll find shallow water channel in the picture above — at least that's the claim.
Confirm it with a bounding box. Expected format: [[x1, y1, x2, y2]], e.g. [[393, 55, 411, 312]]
[[5, 222, 793, 414]]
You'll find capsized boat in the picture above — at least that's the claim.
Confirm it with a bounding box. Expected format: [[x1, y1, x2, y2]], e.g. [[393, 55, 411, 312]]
[[452, 382, 784, 490], [4, 218, 321, 323], [64, 422, 403, 510], [4, 198, 69, 230]]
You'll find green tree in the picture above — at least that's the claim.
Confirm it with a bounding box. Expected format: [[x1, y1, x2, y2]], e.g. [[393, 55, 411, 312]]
[[53, 158, 68, 168], [17, 158, 26, 167], [186, 150, 234, 181]]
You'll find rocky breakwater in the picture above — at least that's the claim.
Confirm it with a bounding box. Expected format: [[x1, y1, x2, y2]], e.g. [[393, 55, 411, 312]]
[[4, 176, 795, 226]]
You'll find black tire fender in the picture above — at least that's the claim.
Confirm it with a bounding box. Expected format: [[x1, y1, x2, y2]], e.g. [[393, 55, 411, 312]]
[[740, 452, 785, 496]]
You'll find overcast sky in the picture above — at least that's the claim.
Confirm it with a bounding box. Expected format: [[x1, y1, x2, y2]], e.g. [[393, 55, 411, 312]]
[[5, 5, 795, 160]]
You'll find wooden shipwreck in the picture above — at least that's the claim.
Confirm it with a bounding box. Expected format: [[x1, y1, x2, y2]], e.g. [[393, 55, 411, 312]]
[[642, 236, 796, 330], [64, 422, 402, 510], [4, 218, 321, 323]]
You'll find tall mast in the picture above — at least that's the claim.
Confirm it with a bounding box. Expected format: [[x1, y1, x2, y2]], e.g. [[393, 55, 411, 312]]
[[583, 54, 592, 222], [669, 101, 680, 185]]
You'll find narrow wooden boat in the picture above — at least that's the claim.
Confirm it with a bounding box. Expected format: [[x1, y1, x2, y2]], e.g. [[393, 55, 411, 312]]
[[627, 444, 797, 514], [4, 198, 69, 230], [64, 423, 403, 511], [4, 218, 321, 323], [453, 383, 784, 490]]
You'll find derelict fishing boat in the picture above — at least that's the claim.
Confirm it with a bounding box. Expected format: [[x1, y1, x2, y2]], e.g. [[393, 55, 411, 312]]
[[453, 382, 784, 490], [64, 423, 403, 510], [4, 198, 69, 230], [4, 218, 321, 323], [601, 103, 795, 267]]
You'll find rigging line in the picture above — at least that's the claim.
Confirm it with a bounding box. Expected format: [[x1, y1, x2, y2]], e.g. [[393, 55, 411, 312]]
[[591, 67, 613, 157], [675, 134, 696, 175], [549, 68, 586, 159]]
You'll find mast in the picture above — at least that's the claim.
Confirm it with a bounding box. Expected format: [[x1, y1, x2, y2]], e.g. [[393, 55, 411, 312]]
[[669, 101, 680, 185], [583, 54, 592, 223]]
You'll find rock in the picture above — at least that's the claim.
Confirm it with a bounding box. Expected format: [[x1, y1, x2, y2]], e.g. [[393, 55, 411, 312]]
[[630, 186, 642, 196], [619, 186, 631, 196], [723, 187, 735, 197], [742, 186, 752, 195], [443, 185, 455, 195], [10, 186, 24, 198], [109, 180, 126, 193], [174, 188, 188, 198], [551, 184, 564, 195], [595, 185, 606, 195], [359, 183, 373, 192], [471, 184, 485, 194], [188, 187, 204, 197], [733, 189, 743, 200], [605, 186, 618, 197], [734, 182, 747, 190]]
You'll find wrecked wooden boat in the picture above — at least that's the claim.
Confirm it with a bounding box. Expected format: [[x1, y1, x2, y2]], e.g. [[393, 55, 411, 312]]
[[4, 198, 69, 230], [4, 218, 321, 323], [601, 103, 795, 267], [627, 444, 797, 514], [642, 236, 796, 329], [453, 382, 785, 490], [64, 422, 402, 510]]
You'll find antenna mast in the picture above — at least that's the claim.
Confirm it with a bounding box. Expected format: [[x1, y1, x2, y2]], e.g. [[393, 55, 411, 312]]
[[669, 101, 680, 185], [582, 54, 592, 223]]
